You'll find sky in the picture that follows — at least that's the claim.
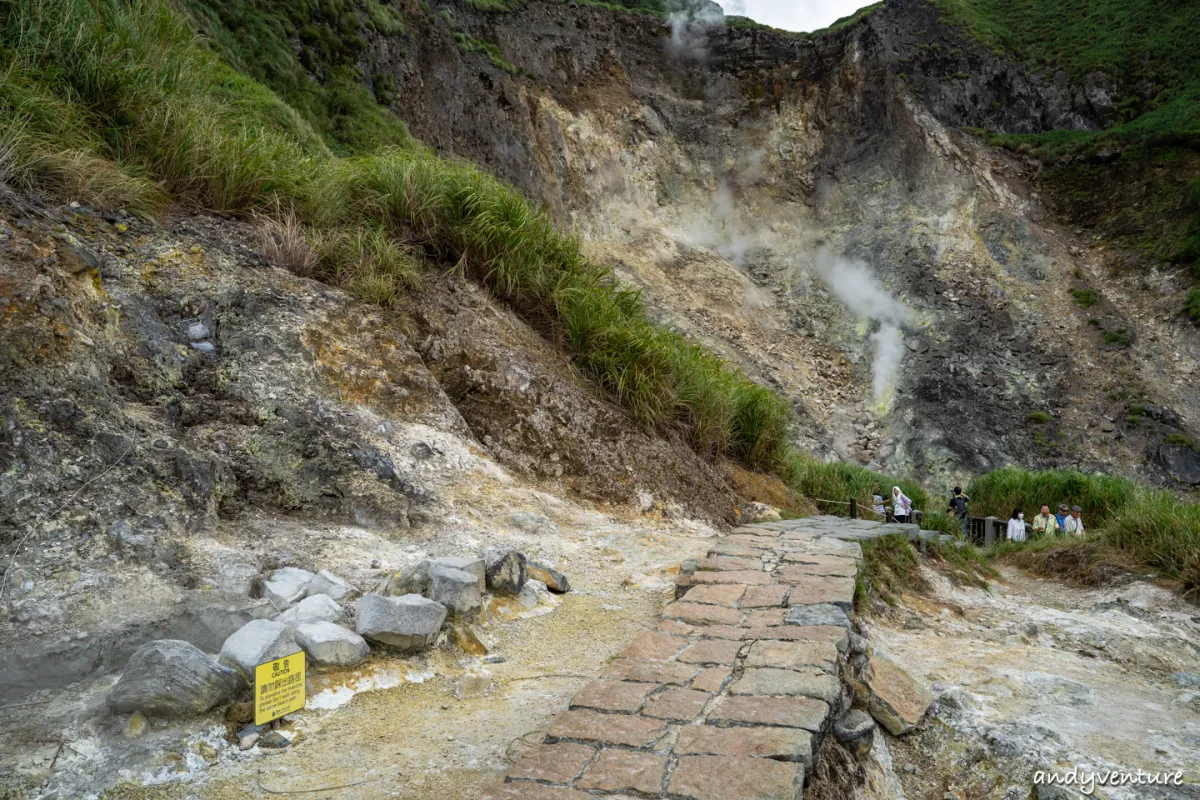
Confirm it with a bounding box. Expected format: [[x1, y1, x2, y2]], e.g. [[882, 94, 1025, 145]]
[[714, 0, 873, 33]]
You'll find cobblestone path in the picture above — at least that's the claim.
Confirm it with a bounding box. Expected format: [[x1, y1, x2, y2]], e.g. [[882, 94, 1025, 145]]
[[482, 516, 892, 800]]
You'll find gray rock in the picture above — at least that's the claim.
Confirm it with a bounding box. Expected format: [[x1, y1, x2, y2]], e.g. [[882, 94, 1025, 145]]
[[849, 633, 868, 655], [307, 570, 354, 602], [261, 567, 314, 609], [508, 510, 550, 531], [527, 561, 570, 593], [51, 231, 100, 272], [277, 594, 342, 628], [209, 547, 260, 594], [355, 594, 446, 651], [108, 520, 155, 557], [186, 322, 210, 341], [1171, 672, 1200, 688], [432, 557, 485, 594], [190, 341, 215, 353], [238, 723, 266, 750], [833, 709, 875, 741], [294, 622, 370, 667], [483, 548, 527, 595], [258, 730, 290, 749], [107, 640, 240, 718], [219, 619, 300, 683], [1020, 622, 1039, 638], [516, 583, 539, 610], [430, 564, 482, 617], [786, 603, 851, 629], [387, 561, 430, 596]]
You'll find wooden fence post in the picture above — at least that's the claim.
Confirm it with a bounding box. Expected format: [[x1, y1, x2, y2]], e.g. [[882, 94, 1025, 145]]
[[849, 498, 858, 519], [984, 516, 997, 547]]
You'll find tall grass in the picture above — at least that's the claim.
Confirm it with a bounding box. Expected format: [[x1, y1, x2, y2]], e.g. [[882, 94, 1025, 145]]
[[779, 451, 931, 520], [0, 0, 790, 469], [969, 467, 1200, 592]]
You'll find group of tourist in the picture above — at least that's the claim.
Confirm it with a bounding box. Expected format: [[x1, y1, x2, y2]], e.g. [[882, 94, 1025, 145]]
[[870, 482, 1087, 543], [1006, 503, 1085, 541]]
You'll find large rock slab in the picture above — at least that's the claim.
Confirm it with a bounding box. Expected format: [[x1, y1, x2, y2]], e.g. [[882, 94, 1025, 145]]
[[483, 548, 527, 595], [107, 640, 240, 718], [219, 620, 300, 683], [261, 567, 314, 609], [785, 603, 851, 629], [277, 594, 342, 628], [355, 593, 446, 651], [307, 570, 354, 602], [430, 563, 482, 617], [865, 655, 933, 735], [294, 622, 370, 667]]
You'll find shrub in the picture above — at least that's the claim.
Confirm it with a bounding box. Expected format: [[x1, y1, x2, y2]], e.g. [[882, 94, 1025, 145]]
[[1186, 286, 1200, 325], [1070, 288, 1098, 309], [780, 451, 929, 519], [1026, 410, 1053, 424]]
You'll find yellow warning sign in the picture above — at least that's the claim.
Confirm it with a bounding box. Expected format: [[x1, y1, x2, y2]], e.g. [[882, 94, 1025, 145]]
[[254, 651, 306, 725]]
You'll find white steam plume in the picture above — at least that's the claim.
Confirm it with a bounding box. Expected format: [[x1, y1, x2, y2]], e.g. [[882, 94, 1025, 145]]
[[667, 4, 724, 62], [813, 250, 911, 404]]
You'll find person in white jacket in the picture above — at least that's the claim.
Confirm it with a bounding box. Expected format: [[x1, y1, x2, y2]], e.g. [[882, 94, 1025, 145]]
[[891, 486, 913, 522], [1063, 505, 1085, 536], [1007, 508, 1026, 542]]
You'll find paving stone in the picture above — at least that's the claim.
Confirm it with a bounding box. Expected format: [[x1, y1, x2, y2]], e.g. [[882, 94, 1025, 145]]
[[723, 536, 778, 550], [740, 585, 789, 608], [481, 782, 591, 800], [603, 658, 698, 685], [576, 749, 667, 794], [691, 668, 732, 692], [668, 755, 801, 800], [662, 602, 742, 626], [707, 695, 829, 731], [697, 555, 763, 572], [786, 576, 856, 610], [745, 640, 838, 673], [682, 584, 746, 607], [641, 687, 712, 721], [676, 725, 813, 765], [785, 603, 851, 629], [570, 680, 658, 713], [777, 559, 858, 579], [730, 668, 841, 705], [689, 625, 744, 640], [620, 631, 687, 660], [509, 743, 595, 784], [708, 544, 763, 558], [658, 619, 695, 636], [678, 639, 742, 665], [744, 608, 787, 627], [547, 709, 670, 747], [742, 625, 849, 653], [689, 570, 772, 586]]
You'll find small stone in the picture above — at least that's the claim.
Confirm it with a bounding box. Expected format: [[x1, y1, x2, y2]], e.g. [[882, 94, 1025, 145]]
[[238, 723, 265, 750], [126, 711, 149, 739], [430, 564, 482, 617], [527, 561, 570, 593], [833, 709, 875, 742], [902, 763, 919, 775], [261, 567, 315, 609], [51, 231, 99, 272], [451, 623, 490, 656], [277, 594, 342, 628], [355, 593, 446, 651], [743, 502, 783, 523], [1020, 622, 1039, 638], [482, 654, 506, 664], [258, 731, 290, 749], [508, 510, 550, 531], [432, 557, 486, 594], [387, 562, 429, 596], [483, 548, 527, 595], [108, 640, 241, 717], [516, 582, 539, 609], [218, 620, 300, 683], [186, 322, 210, 341], [294, 622, 369, 667], [849, 633, 868, 655], [307, 570, 354, 602], [191, 341, 215, 353]]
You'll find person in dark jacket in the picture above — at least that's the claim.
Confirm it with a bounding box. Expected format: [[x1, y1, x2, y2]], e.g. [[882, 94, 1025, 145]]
[[948, 486, 970, 537]]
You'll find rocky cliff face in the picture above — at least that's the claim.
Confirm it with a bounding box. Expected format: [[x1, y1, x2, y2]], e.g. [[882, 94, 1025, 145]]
[[367, 0, 1200, 490]]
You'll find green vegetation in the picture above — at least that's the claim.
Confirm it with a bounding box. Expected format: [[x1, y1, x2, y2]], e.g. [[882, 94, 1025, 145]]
[[0, 0, 793, 473], [453, 32, 521, 74], [1165, 433, 1196, 450], [780, 453, 930, 519], [1186, 286, 1200, 325], [819, 2, 882, 35], [180, 0, 414, 153], [1026, 410, 1054, 424], [968, 467, 1200, 592], [856, 534, 994, 607], [1070, 288, 1097, 309]]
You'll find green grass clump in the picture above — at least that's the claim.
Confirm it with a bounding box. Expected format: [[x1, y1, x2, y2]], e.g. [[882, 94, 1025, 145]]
[[967, 467, 1139, 526], [453, 32, 521, 74], [0, 0, 791, 473], [1070, 288, 1098, 309], [1165, 433, 1196, 450], [857, 535, 926, 606], [780, 452, 929, 520], [1026, 410, 1053, 424], [1186, 286, 1200, 325]]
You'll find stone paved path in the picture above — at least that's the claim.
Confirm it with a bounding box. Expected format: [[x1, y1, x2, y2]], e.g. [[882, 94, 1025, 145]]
[[482, 516, 896, 800]]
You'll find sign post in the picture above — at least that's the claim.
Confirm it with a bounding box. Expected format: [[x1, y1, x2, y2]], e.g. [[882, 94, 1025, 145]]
[[254, 652, 306, 726]]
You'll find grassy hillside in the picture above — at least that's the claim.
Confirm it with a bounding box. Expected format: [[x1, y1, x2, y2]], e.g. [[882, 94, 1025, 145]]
[[931, 0, 1200, 324], [0, 0, 788, 471]]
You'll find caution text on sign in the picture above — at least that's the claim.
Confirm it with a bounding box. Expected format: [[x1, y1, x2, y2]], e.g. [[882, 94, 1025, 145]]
[[254, 651, 306, 726]]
